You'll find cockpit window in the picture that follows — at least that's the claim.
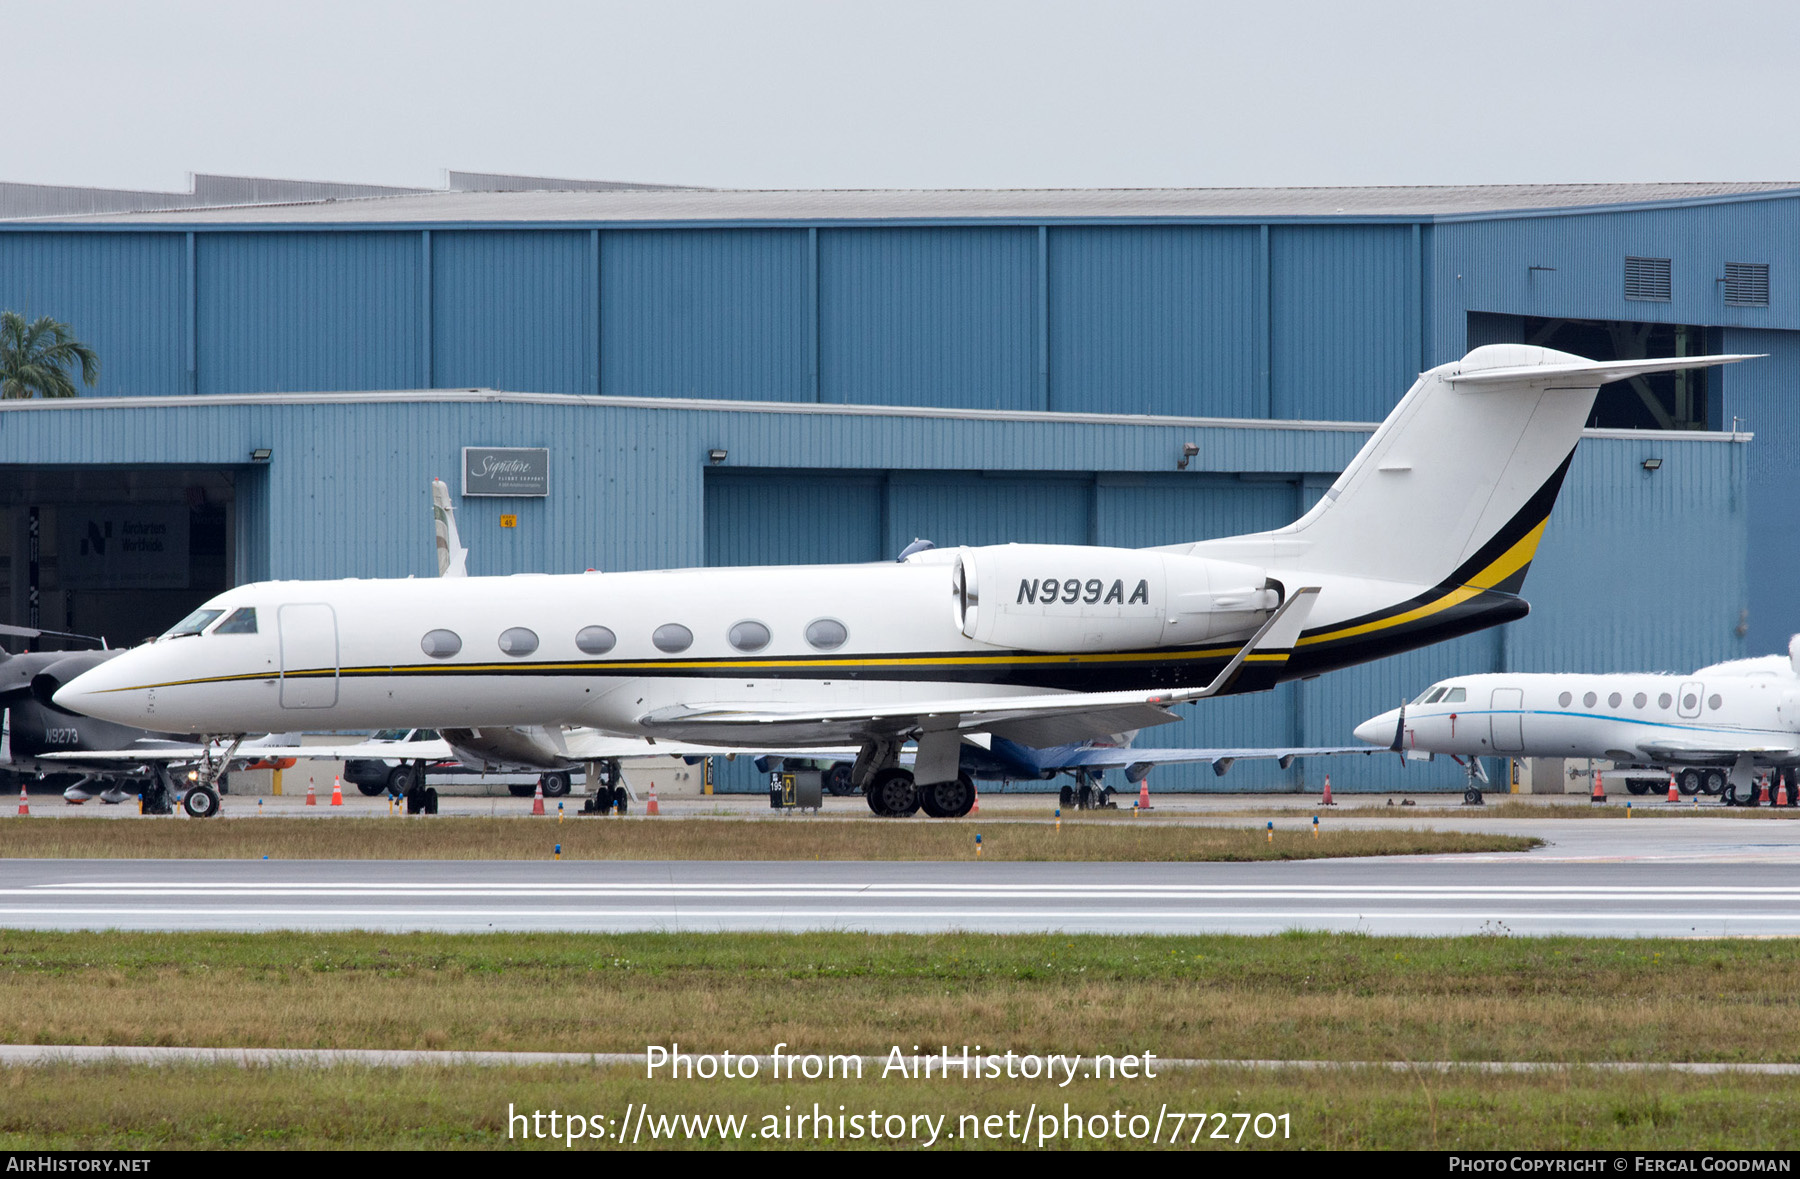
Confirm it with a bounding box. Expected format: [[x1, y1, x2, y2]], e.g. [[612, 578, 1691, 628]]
[[373, 729, 409, 741], [1424, 687, 1447, 704], [213, 607, 258, 635], [1411, 687, 1437, 705], [1442, 687, 1467, 703], [161, 608, 224, 639]]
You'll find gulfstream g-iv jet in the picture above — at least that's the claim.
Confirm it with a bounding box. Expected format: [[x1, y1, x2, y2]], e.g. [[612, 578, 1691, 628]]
[[55, 345, 1756, 819]]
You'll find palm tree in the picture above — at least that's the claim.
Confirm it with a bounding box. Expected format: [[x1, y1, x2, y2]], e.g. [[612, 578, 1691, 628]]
[[0, 311, 99, 398]]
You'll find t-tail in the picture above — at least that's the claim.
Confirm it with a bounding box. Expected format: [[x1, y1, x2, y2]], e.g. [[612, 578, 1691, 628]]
[[431, 478, 468, 578], [1178, 344, 1758, 675]]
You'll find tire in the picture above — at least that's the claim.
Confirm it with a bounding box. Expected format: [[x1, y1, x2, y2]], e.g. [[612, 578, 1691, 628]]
[[1625, 779, 1651, 796], [1702, 769, 1727, 797], [387, 766, 420, 797], [917, 781, 947, 818], [932, 774, 975, 819], [1463, 786, 1485, 806], [508, 783, 535, 798], [868, 768, 918, 818], [1058, 785, 1074, 808], [540, 772, 571, 798], [824, 763, 856, 797], [355, 780, 385, 797], [1677, 768, 1703, 796], [181, 785, 220, 819]]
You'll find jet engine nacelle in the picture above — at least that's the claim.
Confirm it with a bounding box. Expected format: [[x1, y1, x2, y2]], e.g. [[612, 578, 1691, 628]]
[[953, 543, 1278, 652]]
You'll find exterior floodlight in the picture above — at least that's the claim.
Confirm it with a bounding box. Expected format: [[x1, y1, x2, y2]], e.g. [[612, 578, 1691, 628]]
[[708, 448, 728, 465], [1641, 457, 1663, 471], [1176, 442, 1199, 470], [250, 448, 273, 462]]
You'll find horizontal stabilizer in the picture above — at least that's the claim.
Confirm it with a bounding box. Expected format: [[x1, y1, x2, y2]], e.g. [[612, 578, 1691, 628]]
[[1446, 354, 1759, 388]]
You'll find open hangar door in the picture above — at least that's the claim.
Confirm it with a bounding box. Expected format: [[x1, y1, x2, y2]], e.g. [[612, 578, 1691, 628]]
[[0, 467, 247, 652], [1467, 313, 1724, 431]]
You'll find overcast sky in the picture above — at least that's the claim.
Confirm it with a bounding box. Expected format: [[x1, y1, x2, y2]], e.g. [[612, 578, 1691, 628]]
[[10, 0, 1799, 192]]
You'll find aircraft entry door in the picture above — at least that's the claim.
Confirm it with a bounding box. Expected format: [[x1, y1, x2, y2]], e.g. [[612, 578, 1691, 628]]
[[278, 603, 340, 709], [1490, 688, 1524, 753], [1678, 681, 1704, 720]]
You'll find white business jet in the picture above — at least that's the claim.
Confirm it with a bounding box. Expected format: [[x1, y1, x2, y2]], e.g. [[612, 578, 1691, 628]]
[[1354, 638, 1800, 804], [57, 345, 1755, 820]]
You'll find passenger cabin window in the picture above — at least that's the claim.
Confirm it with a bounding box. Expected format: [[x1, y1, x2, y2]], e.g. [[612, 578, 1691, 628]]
[[1583, 692, 1597, 708], [498, 627, 539, 657], [729, 620, 771, 652], [1659, 693, 1673, 709], [576, 626, 616, 655], [1709, 694, 1723, 711], [421, 629, 462, 658], [213, 607, 258, 635], [1682, 693, 1698, 712], [805, 618, 848, 651], [1608, 692, 1622, 708], [1558, 691, 1573, 707], [162, 608, 224, 639], [653, 624, 693, 653], [1442, 687, 1466, 704], [1634, 693, 1647, 709]]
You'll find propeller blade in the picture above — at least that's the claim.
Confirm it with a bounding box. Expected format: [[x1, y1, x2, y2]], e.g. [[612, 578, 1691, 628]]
[[1390, 701, 1406, 753]]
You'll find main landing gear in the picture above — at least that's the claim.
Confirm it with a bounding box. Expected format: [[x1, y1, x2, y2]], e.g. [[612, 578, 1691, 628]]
[[1058, 770, 1116, 810], [862, 767, 976, 818]]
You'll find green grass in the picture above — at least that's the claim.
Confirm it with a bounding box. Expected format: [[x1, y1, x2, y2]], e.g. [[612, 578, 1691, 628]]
[[3, 1062, 1797, 1149], [0, 816, 1538, 861], [3, 930, 1797, 1064]]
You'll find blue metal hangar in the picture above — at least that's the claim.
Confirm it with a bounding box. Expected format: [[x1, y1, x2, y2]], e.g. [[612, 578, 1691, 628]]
[[0, 175, 1787, 791]]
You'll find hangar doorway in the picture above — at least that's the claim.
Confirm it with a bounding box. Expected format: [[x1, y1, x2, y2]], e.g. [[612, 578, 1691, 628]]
[[0, 467, 252, 650], [1468, 313, 1721, 431]]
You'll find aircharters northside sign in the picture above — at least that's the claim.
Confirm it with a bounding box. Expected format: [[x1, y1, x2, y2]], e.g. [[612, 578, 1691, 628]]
[[463, 447, 549, 497], [58, 505, 190, 590]]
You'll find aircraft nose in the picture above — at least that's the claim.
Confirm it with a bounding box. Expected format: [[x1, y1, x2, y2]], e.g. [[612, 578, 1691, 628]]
[[1354, 708, 1401, 747], [53, 661, 135, 723]]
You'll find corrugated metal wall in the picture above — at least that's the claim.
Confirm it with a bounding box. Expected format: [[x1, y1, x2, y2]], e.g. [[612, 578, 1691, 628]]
[[432, 231, 590, 394], [0, 232, 185, 396], [1270, 224, 1419, 421]]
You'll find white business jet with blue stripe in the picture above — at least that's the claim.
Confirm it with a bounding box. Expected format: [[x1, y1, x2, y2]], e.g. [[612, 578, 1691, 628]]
[[1354, 639, 1800, 804], [56, 345, 1754, 819]]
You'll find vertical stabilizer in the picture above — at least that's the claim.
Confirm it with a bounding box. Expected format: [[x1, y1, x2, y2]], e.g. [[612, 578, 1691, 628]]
[[431, 479, 468, 578]]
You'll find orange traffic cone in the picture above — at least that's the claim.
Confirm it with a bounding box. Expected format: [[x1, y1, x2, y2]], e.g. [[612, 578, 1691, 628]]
[[1590, 771, 1605, 804], [1137, 779, 1151, 811], [971, 783, 979, 814], [1667, 775, 1679, 803], [1780, 776, 1790, 808], [305, 779, 316, 806], [531, 782, 546, 815], [1758, 776, 1769, 806], [1321, 774, 1336, 807], [646, 782, 660, 816], [330, 777, 343, 807], [16, 785, 27, 816]]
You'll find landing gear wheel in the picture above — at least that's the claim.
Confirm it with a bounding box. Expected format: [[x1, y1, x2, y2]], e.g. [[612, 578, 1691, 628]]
[[539, 772, 571, 798], [181, 785, 220, 819], [867, 768, 917, 818], [930, 774, 975, 819], [611, 785, 628, 815], [1625, 779, 1651, 796], [1677, 768, 1703, 796], [387, 765, 420, 798], [142, 772, 173, 815], [1702, 769, 1727, 797], [1076, 783, 1093, 810], [355, 780, 385, 797], [824, 763, 856, 797], [1100, 785, 1116, 809], [1058, 785, 1074, 808], [917, 782, 948, 818], [1463, 786, 1485, 806], [508, 783, 535, 798]]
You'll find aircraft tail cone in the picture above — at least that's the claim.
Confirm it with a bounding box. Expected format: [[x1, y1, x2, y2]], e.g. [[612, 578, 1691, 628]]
[[1137, 780, 1151, 811], [1321, 774, 1336, 807], [329, 777, 343, 807], [531, 783, 546, 816], [305, 780, 316, 806], [1668, 776, 1679, 804], [16, 785, 26, 816], [1590, 771, 1605, 804], [646, 783, 660, 816]]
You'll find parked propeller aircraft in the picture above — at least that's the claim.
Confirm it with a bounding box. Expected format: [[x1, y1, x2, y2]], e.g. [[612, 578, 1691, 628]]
[[57, 345, 1756, 819], [1354, 638, 1800, 805]]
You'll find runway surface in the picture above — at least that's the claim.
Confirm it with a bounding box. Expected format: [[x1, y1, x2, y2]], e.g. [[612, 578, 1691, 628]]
[[4, 848, 1797, 936]]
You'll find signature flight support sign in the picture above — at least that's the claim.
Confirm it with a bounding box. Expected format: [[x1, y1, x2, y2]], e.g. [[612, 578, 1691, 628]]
[[463, 447, 549, 497]]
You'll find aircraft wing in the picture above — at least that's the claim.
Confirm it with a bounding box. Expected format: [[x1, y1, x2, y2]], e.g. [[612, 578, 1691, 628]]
[[1050, 743, 1378, 776], [1636, 737, 1800, 761]]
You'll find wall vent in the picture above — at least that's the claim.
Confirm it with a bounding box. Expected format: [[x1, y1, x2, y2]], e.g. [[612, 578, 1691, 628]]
[[1624, 256, 1672, 302], [1724, 262, 1770, 307]]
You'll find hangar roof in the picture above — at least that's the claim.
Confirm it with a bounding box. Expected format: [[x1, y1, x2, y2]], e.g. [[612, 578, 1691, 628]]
[[25, 181, 1800, 225]]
